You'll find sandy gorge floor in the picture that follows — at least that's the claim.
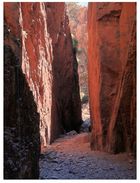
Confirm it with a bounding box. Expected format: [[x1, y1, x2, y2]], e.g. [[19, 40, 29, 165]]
[[39, 132, 136, 179]]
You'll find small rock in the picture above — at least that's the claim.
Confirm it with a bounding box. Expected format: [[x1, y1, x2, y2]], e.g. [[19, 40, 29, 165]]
[[66, 130, 77, 136], [49, 151, 57, 157], [69, 170, 76, 174], [95, 170, 99, 173], [50, 176, 58, 179], [47, 156, 59, 163], [102, 167, 108, 171], [79, 156, 84, 159], [81, 174, 86, 178], [109, 166, 115, 170], [54, 167, 61, 171], [80, 119, 91, 132], [40, 154, 45, 159], [51, 160, 59, 163]]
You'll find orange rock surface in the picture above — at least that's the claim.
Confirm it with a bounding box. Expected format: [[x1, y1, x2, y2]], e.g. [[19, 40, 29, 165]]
[[4, 2, 81, 146], [20, 2, 82, 145], [88, 2, 136, 153]]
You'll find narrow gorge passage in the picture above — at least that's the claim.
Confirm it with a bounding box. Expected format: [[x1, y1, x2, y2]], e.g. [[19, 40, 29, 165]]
[[39, 2, 136, 179], [4, 2, 136, 180]]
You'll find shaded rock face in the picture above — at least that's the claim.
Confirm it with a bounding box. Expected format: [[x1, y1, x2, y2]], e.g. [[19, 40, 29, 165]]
[[4, 2, 81, 147], [45, 3, 82, 142], [4, 3, 40, 179], [88, 2, 136, 153]]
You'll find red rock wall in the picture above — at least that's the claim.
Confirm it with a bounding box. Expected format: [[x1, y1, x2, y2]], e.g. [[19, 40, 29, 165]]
[[88, 2, 136, 153], [20, 2, 81, 144], [45, 3, 82, 141], [19, 2, 54, 145], [4, 1, 81, 178], [4, 3, 40, 178], [5, 2, 81, 147]]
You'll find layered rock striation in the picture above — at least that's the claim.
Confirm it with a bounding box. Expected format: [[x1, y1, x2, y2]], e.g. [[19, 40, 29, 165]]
[[88, 2, 136, 153]]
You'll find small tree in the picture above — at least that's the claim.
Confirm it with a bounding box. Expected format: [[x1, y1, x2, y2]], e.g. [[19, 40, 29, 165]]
[[72, 38, 78, 48], [72, 38, 78, 53]]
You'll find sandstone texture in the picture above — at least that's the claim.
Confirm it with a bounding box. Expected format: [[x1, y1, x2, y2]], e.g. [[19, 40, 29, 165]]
[[4, 3, 40, 178], [4, 2, 81, 147], [88, 2, 136, 153]]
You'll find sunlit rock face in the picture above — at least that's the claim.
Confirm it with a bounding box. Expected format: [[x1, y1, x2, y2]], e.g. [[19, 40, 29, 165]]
[[20, 2, 82, 145], [4, 3, 40, 179], [88, 2, 136, 153], [4, 2, 81, 147], [19, 2, 54, 146]]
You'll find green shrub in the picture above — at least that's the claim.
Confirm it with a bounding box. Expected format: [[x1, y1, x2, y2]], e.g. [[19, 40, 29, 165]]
[[72, 38, 78, 49]]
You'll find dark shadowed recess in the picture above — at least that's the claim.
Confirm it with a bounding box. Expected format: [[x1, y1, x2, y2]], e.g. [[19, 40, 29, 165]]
[[4, 23, 40, 179]]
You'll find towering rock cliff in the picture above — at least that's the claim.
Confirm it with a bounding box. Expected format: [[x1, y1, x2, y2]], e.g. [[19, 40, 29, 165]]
[[4, 1, 81, 178], [88, 2, 136, 153], [4, 3, 40, 178], [4, 2, 81, 148], [45, 3, 82, 142], [19, 2, 81, 145]]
